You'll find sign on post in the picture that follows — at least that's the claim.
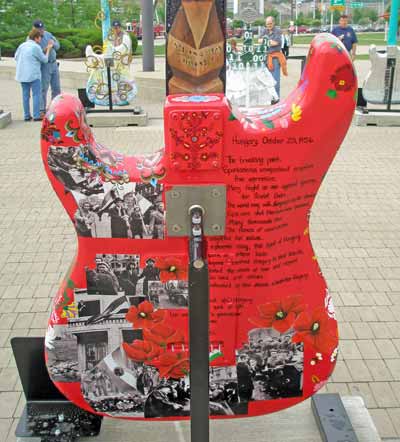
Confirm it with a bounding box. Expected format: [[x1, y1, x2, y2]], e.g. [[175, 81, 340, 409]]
[[330, 0, 346, 10]]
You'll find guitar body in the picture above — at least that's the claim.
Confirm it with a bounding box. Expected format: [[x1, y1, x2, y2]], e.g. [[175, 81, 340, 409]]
[[85, 41, 137, 107], [362, 45, 400, 104], [42, 34, 356, 420]]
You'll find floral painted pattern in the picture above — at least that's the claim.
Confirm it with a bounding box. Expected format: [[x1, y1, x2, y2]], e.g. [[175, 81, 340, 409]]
[[125, 301, 166, 329], [249, 295, 305, 333], [327, 65, 357, 99], [292, 308, 337, 354], [124, 301, 187, 379]]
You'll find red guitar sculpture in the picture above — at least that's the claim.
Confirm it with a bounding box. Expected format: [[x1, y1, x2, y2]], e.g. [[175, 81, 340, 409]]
[[42, 34, 356, 420]]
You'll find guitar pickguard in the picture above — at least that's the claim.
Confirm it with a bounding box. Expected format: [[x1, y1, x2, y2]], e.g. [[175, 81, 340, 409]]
[[42, 34, 356, 420]]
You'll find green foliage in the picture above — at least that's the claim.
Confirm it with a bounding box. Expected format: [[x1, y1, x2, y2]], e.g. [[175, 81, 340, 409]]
[[253, 18, 265, 26], [0, 27, 104, 58], [352, 7, 379, 24], [366, 8, 378, 23], [295, 12, 308, 26], [264, 8, 279, 22], [129, 33, 138, 54], [58, 39, 75, 56], [358, 17, 371, 25], [0, 41, 16, 57], [232, 19, 244, 28]]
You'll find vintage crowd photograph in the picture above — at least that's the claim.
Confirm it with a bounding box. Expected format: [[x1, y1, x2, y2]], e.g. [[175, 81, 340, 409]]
[[48, 145, 104, 196], [84, 253, 188, 309], [72, 181, 165, 239], [48, 145, 165, 239], [236, 328, 304, 401]]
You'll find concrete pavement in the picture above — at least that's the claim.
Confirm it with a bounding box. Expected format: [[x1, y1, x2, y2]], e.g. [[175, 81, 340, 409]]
[[0, 52, 400, 440]]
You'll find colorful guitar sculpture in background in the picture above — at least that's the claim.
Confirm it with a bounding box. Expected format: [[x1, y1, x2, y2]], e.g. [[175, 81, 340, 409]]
[[363, 0, 400, 104], [85, 0, 137, 106], [41, 29, 356, 419]]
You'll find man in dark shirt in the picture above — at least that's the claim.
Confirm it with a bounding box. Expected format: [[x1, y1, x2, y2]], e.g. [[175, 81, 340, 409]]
[[32, 20, 61, 116], [332, 15, 357, 60], [138, 258, 160, 297]]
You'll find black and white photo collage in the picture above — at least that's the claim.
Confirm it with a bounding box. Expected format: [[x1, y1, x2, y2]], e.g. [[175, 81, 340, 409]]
[[48, 145, 165, 239], [46, 253, 194, 418], [236, 328, 304, 402]]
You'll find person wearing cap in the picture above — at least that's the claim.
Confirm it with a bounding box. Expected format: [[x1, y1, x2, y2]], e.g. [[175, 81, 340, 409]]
[[15, 28, 53, 121], [32, 19, 61, 116], [111, 20, 132, 54], [138, 258, 160, 298]]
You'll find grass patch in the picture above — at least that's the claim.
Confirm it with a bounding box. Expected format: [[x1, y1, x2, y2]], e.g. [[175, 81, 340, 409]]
[[135, 44, 165, 56], [355, 54, 371, 60], [293, 32, 386, 46]]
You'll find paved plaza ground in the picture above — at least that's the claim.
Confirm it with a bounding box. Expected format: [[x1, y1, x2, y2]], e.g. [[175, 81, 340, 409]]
[[0, 52, 400, 441]]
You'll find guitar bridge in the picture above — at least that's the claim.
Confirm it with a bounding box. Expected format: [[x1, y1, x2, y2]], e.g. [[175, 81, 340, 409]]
[[165, 185, 226, 237]]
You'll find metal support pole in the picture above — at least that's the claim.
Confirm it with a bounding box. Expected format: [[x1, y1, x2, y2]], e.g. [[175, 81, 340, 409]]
[[386, 59, 396, 111], [141, 0, 155, 72], [106, 65, 113, 112], [188, 205, 209, 442]]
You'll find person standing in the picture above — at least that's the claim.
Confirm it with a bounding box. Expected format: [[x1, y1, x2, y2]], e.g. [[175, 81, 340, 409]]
[[281, 30, 291, 58], [15, 28, 53, 121], [236, 354, 254, 402], [331, 15, 357, 60], [260, 16, 287, 100], [138, 258, 160, 298], [32, 20, 61, 116], [109, 198, 130, 238], [111, 20, 132, 55]]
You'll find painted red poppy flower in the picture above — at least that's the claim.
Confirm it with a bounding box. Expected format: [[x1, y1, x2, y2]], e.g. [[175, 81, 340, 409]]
[[125, 301, 166, 329], [292, 308, 338, 354], [249, 295, 305, 333], [156, 256, 188, 282], [122, 339, 162, 363], [144, 324, 184, 347], [150, 351, 189, 379], [330, 65, 356, 92]]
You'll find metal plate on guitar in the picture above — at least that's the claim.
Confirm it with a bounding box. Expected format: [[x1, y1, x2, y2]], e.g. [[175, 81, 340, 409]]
[[166, 185, 226, 237]]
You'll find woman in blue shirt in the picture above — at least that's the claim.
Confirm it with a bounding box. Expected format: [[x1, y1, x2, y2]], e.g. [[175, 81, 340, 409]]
[[15, 28, 53, 121]]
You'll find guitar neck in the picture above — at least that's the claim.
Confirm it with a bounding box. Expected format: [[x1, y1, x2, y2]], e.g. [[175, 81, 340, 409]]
[[387, 0, 399, 46]]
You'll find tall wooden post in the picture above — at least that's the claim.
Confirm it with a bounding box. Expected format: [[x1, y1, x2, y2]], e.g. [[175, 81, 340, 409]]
[[166, 0, 226, 95]]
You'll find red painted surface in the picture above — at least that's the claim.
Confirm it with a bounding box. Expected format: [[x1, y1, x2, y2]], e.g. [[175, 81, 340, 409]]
[[41, 34, 356, 420]]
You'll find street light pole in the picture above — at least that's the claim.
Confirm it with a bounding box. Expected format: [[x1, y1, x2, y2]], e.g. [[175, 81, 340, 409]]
[[141, 0, 155, 72]]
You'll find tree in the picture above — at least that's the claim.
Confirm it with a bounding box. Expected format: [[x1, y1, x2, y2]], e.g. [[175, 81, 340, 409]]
[[264, 8, 279, 22], [352, 9, 362, 24], [366, 8, 378, 23]]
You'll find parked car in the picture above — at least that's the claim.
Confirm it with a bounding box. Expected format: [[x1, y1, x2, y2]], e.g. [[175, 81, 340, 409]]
[[297, 25, 308, 34], [307, 27, 321, 33]]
